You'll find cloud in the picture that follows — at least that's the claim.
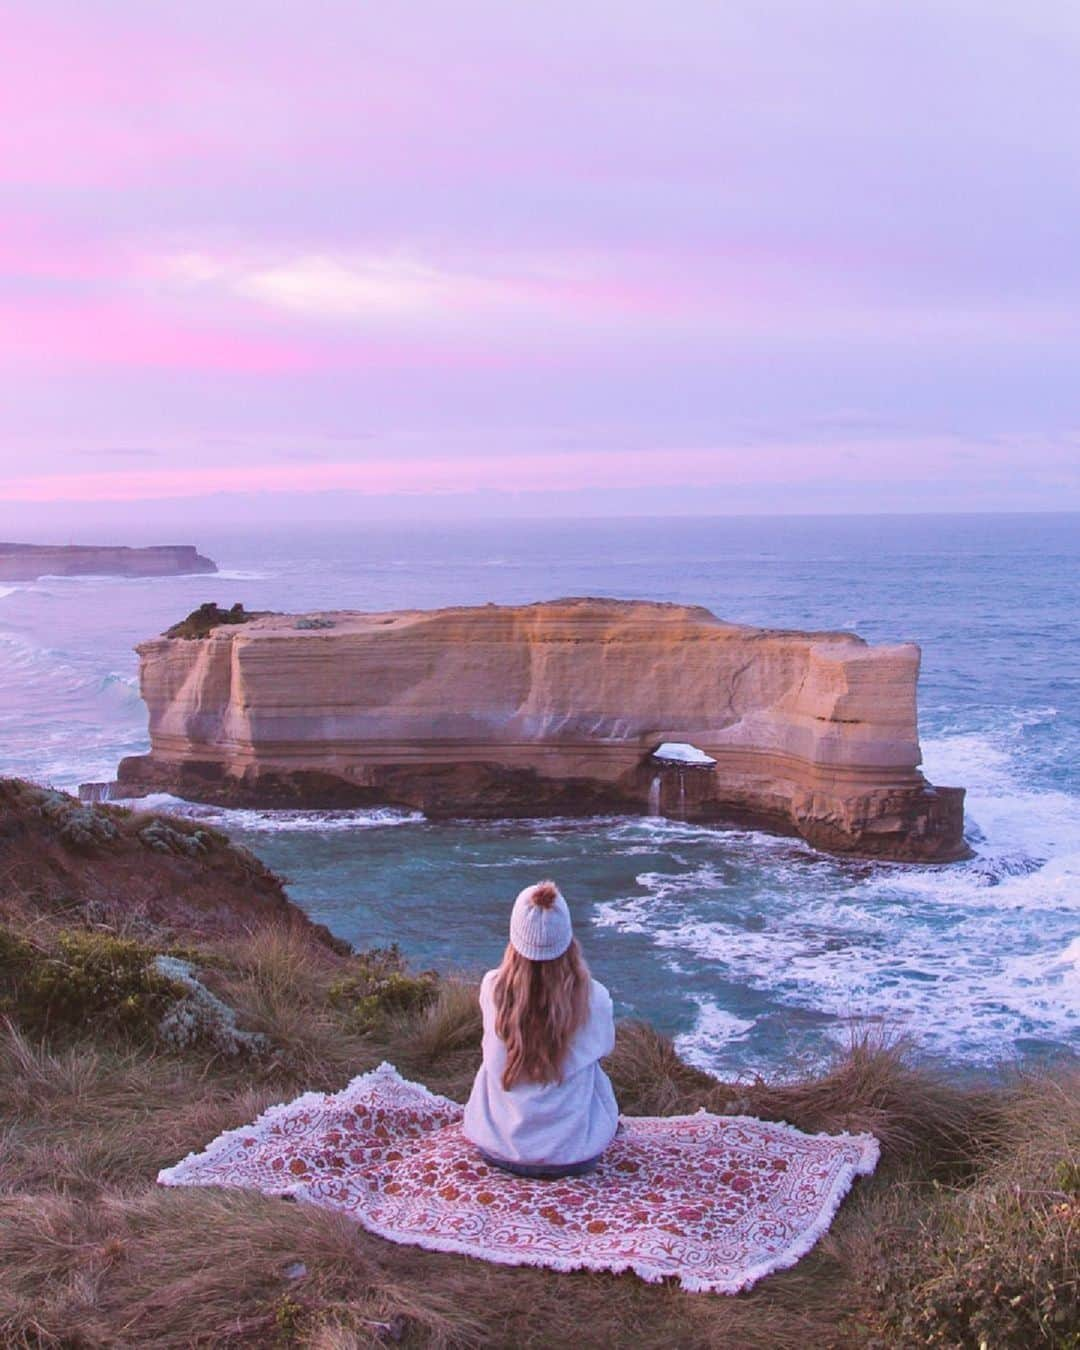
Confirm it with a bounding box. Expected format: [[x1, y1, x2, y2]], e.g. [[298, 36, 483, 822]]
[[163, 251, 528, 323], [153, 247, 679, 335]]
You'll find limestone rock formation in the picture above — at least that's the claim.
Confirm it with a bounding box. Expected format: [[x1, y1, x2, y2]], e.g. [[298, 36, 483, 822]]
[[116, 598, 967, 861], [0, 542, 216, 581]]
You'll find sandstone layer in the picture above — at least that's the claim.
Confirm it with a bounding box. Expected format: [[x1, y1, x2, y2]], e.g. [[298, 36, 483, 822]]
[[0, 542, 216, 581], [117, 598, 967, 861]]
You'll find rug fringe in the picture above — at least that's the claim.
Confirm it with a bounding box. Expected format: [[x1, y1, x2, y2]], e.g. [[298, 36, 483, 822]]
[[157, 1061, 459, 1189]]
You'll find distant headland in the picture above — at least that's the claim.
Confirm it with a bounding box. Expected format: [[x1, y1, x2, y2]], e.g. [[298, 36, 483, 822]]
[[0, 542, 217, 581], [112, 597, 968, 863]]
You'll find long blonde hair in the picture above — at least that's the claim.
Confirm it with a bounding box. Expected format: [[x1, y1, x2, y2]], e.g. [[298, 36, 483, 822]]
[[492, 883, 592, 1090]]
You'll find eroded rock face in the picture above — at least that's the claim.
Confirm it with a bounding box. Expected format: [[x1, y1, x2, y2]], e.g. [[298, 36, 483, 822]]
[[117, 598, 967, 861], [0, 542, 216, 580]]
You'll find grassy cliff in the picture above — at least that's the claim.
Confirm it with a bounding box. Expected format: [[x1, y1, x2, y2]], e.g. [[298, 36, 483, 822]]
[[1, 781, 1076, 1348]]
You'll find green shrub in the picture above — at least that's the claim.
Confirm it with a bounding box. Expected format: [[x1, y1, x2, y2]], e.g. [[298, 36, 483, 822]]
[[164, 602, 268, 639], [273, 1293, 307, 1343], [2, 930, 183, 1039], [327, 945, 438, 1032], [0, 927, 36, 968], [1056, 1159, 1080, 1196]]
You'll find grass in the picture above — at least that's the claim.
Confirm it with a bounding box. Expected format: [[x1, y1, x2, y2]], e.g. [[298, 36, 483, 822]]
[[860, 1073, 1080, 1346], [1, 856, 1076, 1346]]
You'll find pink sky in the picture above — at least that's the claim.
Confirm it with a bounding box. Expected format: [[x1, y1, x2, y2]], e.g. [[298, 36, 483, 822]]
[[2, 1, 1079, 521]]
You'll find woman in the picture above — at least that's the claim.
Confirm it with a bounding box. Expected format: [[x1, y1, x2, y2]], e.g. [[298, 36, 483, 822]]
[[463, 879, 620, 1178]]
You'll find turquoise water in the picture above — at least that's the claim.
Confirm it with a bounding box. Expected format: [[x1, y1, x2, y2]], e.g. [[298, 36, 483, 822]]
[[1, 514, 1077, 1075]]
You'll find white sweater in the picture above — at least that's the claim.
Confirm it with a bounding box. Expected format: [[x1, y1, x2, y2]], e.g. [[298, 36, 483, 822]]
[[462, 969, 620, 1165]]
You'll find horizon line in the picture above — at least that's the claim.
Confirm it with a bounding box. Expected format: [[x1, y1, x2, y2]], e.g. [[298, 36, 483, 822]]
[[5, 504, 1078, 519]]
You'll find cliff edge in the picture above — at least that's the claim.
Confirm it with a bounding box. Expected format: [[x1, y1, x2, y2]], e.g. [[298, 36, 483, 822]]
[[0, 542, 217, 581], [0, 778, 347, 952], [117, 597, 967, 861]]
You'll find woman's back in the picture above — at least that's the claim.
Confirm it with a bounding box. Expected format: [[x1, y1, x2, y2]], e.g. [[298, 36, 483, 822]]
[[462, 884, 620, 1169]]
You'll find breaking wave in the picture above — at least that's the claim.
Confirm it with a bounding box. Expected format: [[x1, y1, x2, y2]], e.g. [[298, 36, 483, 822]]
[[593, 719, 1079, 1070], [106, 793, 424, 833]]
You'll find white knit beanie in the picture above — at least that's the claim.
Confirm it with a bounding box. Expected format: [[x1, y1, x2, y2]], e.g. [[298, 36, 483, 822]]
[[509, 880, 573, 961]]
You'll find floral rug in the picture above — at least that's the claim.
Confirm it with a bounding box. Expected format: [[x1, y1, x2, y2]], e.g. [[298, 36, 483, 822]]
[[157, 1061, 879, 1294]]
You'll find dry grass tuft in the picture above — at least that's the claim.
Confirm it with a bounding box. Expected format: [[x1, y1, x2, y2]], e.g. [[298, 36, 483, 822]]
[[854, 1065, 1080, 1346], [227, 922, 342, 1005], [736, 1027, 1000, 1168], [213, 926, 377, 1089], [0, 1014, 106, 1107], [0, 1187, 379, 1348], [384, 979, 483, 1098], [604, 1019, 718, 1116]]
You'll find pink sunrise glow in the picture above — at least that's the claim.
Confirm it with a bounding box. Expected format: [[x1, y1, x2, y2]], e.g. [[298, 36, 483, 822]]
[[2, 1, 1079, 520]]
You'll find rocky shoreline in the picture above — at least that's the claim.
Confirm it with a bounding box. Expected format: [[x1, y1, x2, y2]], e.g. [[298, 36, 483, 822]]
[[113, 596, 968, 862]]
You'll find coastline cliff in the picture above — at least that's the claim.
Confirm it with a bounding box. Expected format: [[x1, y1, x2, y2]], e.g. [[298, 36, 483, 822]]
[[0, 542, 217, 581], [117, 597, 966, 861]]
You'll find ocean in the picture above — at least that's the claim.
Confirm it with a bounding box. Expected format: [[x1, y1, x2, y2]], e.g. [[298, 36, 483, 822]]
[[1, 513, 1077, 1078]]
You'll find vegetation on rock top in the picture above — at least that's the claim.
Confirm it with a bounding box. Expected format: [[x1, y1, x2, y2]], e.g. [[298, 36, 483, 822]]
[[164, 601, 272, 639]]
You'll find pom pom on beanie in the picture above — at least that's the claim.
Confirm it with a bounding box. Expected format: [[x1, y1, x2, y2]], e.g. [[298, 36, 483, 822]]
[[530, 880, 559, 909], [509, 880, 573, 960]]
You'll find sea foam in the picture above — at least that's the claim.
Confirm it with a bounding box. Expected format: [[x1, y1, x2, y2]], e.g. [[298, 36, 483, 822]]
[[592, 721, 1079, 1067], [106, 793, 424, 833]]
